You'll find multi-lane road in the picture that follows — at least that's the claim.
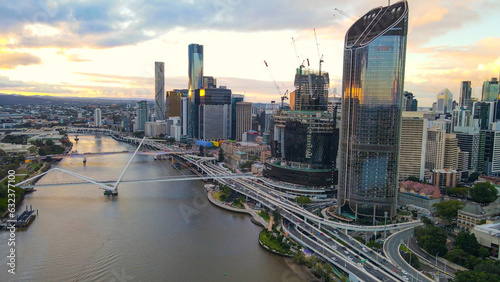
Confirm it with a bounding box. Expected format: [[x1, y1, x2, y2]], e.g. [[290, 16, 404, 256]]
[[183, 155, 427, 281]]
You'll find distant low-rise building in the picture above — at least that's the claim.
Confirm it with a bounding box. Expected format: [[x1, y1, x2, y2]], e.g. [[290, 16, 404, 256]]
[[0, 143, 36, 156]]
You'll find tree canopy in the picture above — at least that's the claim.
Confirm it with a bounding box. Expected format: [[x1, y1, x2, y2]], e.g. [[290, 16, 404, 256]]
[[469, 182, 498, 204], [295, 196, 311, 205], [414, 224, 448, 256], [432, 200, 465, 224]]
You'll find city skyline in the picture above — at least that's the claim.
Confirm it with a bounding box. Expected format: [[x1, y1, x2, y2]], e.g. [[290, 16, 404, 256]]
[[0, 0, 498, 107]]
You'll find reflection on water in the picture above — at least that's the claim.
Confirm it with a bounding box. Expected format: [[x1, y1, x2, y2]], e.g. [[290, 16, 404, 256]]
[[0, 134, 295, 281]]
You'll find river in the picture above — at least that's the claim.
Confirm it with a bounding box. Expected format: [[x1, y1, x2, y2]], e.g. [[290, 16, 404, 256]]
[[0, 134, 302, 281]]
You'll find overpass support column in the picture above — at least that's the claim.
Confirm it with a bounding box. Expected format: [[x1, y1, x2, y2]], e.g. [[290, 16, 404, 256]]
[[318, 223, 321, 229]]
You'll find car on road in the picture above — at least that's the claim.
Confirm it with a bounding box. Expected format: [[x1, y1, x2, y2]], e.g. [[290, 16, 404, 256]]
[[402, 270, 408, 275], [331, 257, 337, 261], [373, 266, 378, 271], [348, 256, 353, 261], [391, 269, 397, 273], [362, 247, 368, 253], [344, 251, 349, 255], [402, 276, 409, 281], [357, 263, 363, 268]]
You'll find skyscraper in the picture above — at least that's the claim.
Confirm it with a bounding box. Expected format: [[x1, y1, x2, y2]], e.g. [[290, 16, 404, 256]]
[[398, 111, 427, 181], [135, 100, 148, 132], [188, 44, 203, 137], [94, 108, 102, 127], [459, 81, 472, 108], [155, 62, 166, 120], [236, 102, 252, 141], [293, 68, 329, 111], [437, 88, 453, 114], [338, 1, 408, 219], [482, 78, 499, 102]]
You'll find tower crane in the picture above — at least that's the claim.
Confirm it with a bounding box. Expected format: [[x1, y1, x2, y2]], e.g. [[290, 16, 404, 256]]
[[313, 28, 324, 77], [291, 37, 305, 71], [334, 8, 358, 22], [264, 60, 289, 109]]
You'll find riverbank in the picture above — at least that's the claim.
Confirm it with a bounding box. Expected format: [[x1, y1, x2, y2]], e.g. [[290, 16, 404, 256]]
[[205, 186, 322, 281]]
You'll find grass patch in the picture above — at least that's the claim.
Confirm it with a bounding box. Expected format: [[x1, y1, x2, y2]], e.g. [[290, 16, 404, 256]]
[[259, 229, 293, 255], [258, 211, 270, 222], [211, 191, 225, 201], [400, 244, 412, 253]]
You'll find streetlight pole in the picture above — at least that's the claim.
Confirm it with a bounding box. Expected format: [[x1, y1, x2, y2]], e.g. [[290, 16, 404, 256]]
[[384, 211, 388, 242]]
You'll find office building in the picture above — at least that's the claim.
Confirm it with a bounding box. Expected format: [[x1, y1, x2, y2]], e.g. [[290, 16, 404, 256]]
[[145, 121, 167, 137], [459, 81, 472, 108], [195, 88, 232, 140], [94, 108, 102, 127], [293, 68, 329, 111], [473, 101, 496, 130], [399, 112, 427, 181], [437, 88, 453, 114], [188, 44, 203, 137], [135, 100, 148, 131], [155, 62, 166, 120], [456, 132, 484, 172], [337, 1, 408, 219], [482, 78, 499, 102], [444, 134, 460, 170], [402, 91, 418, 111], [236, 102, 252, 141], [425, 127, 446, 174], [231, 94, 244, 140], [166, 90, 183, 118], [483, 130, 500, 176]]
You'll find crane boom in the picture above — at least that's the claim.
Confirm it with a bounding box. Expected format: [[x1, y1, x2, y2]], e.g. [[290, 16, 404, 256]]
[[334, 8, 357, 22], [264, 60, 289, 109]]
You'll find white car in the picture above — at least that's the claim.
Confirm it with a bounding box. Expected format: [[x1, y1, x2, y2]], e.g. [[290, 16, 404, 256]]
[[331, 257, 337, 261], [402, 276, 409, 281], [373, 266, 378, 271], [402, 270, 408, 275]]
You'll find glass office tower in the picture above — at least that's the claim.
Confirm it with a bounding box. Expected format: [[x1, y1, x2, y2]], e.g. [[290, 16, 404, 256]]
[[188, 44, 203, 137], [338, 1, 408, 219]]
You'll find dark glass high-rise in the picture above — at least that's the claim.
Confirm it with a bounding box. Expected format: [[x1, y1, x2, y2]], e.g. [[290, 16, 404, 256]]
[[188, 44, 203, 137], [338, 1, 408, 219]]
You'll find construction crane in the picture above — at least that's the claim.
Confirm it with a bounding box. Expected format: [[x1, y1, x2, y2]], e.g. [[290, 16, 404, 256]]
[[334, 8, 357, 22], [264, 60, 289, 109], [313, 28, 324, 77], [291, 37, 305, 72]]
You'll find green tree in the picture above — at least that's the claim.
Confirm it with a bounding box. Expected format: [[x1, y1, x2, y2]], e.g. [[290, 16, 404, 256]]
[[295, 196, 312, 205], [403, 252, 420, 269], [273, 207, 281, 223], [469, 182, 498, 204], [218, 148, 225, 162], [454, 232, 480, 256], [468, 172, 480, 182], [45, 139, 54, 146], [414, 225, 448, 256], [448, 187, 470, 198], [432, 200, 465, 224], [421, 215, 432, 225], [166, 137, 176, 144]]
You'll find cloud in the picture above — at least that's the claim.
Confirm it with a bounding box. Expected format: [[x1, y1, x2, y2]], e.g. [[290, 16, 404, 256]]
[[405, 37, 500, 105], [0, 50, 42, 69], [0, 75, 73, 94]]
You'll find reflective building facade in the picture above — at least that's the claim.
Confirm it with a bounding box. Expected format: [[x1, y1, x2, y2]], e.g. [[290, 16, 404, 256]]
[[155, 62, 166, 120], [188, 44, 204, 137], [338, 1, 408, 219]]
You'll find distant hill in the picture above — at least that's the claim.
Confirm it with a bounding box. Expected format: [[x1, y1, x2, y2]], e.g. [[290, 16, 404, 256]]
[[0, 93, 153, 106]]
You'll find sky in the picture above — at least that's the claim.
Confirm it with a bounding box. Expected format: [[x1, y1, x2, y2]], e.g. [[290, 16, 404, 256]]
[[0, 0, 499, 107]]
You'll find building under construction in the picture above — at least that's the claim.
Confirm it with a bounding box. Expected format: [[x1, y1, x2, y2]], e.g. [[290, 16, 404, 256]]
[[265, 109, 339, 190], [293, 68, 329, 112]]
